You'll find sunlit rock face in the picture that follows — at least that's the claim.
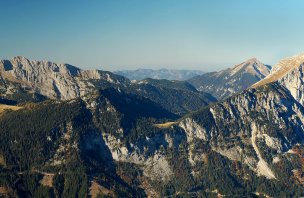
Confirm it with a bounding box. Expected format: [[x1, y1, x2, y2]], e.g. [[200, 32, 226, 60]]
[[0, 56, 130, 100], [180, 54, 304, 181]]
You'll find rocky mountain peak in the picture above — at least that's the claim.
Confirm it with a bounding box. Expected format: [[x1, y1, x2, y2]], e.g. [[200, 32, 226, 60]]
[[238, 57, 260, 66], [229, 58, 271, 78], [11, 56, 30, 63], [0, 57, 130, 100], [247, 57, 258, 62], [9, 56, 80, 74], [188, 58, 271, 99]]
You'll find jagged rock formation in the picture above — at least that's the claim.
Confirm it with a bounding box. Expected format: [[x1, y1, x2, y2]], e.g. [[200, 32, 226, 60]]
[[188, 58, 271, 99], [177, 54, 304, 194], [180, 83, 304, 178], [0, 56, 130, 101]]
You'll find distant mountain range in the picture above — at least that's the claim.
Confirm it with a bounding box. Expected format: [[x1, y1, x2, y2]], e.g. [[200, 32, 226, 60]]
[[114, 68, 204, 81], [1, 55, 304, 197], [188, 58, 272, 100]]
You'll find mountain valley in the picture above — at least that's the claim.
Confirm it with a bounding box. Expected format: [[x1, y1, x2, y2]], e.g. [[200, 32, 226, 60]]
[[0, 55, 304, 197]]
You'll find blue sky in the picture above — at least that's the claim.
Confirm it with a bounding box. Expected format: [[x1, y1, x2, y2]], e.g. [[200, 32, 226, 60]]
[[1, 0, 304, 71]]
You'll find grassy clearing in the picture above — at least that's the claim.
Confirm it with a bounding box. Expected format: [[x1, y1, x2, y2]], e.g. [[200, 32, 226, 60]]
[[89, 180, 114, 198], [153, 121, 178, 129], [0, 104, 22, 114], [0, 154, 6, 167], [39, 174, 54, 187]]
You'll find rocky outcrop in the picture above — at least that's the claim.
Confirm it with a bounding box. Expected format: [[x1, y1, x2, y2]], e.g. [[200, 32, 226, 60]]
[[179, 54, 304, 181], [0, 56, 130, 100]]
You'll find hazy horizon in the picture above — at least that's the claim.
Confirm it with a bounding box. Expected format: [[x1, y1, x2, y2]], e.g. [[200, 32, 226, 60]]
[[1, 0, 304, 71], [0, 55, 270, 73]]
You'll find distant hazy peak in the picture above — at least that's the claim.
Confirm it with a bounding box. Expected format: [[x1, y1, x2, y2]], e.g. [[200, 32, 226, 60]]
[[114, 68, 205, 81]]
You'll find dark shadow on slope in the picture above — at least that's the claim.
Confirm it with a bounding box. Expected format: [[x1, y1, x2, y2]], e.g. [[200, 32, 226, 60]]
[[64, 64, 81, 77], [126, 81, 217, 115], [0, 97, 17, 105], [99, 87, 179, 142], [100, 87, 179, 120], [2, 60, 13, 71]]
